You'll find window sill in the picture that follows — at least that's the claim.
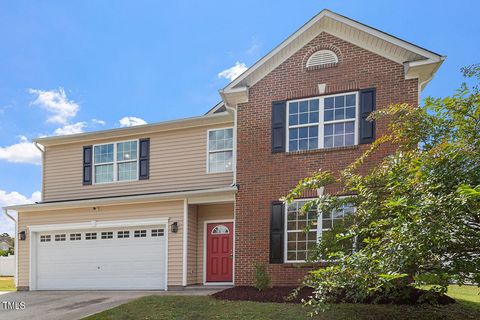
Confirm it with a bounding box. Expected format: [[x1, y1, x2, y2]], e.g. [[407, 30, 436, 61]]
[[280, 261, 330, 268], [286, 145, 359, 156]]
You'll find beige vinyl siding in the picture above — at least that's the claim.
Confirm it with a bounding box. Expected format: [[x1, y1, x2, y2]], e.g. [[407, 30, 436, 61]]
[[196, 203, 234, 284], [187, 205, 198, 285], [43, 123, 233, 202], [17, 200, 184, 288]]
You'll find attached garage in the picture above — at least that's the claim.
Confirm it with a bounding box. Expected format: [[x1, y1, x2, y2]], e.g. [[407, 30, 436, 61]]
[[29, 219, 169, 291]]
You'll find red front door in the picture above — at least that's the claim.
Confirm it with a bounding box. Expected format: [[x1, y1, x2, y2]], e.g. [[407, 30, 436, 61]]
[[206, 222, 233, 282]]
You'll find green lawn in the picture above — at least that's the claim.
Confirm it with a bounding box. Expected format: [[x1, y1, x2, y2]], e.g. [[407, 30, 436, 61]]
[[84, 285, 479, 320], [0, 277, 15, 291]]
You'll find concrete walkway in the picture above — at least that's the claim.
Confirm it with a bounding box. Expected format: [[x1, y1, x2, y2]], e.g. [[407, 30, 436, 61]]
[[0, 288, 220, 320]]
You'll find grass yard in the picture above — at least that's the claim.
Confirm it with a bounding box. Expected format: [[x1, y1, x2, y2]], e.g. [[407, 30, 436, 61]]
[[0, 277, 15, 291], [84, 285, 479, 320]]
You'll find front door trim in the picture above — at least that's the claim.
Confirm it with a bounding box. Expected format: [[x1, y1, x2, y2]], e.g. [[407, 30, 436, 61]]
[[203, 219, 234, 285]]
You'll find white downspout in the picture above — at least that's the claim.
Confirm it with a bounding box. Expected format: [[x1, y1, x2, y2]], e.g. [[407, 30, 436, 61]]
[[224, 105, 237, 185], [3, 209, 18, 287], [34, 142, 45, 202]]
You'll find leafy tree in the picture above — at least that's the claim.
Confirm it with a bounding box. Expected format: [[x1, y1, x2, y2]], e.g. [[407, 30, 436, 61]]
[[285, 65, 480, 311]]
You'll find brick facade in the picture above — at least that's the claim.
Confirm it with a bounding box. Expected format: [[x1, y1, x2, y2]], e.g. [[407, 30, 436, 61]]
[[234, 32, 419, 286]]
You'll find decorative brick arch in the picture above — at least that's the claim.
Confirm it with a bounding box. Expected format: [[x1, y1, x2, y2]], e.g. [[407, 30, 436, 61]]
[[302, 44, 343, 71]]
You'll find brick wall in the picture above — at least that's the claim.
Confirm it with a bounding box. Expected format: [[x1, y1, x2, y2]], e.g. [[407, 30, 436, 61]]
[[234, 32, 418, 286]]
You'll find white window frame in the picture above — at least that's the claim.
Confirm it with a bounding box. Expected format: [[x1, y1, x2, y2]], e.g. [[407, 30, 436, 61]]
[[206, 127, 234, 174], [93, 139, 140, 184], [286, 92, 359, 152], [284, 198, 356, 263]]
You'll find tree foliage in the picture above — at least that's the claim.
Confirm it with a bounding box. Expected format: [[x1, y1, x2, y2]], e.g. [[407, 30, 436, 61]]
[[285, 65, 480, 312]]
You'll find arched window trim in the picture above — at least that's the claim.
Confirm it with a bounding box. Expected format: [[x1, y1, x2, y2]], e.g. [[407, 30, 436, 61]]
[[306, 50, 339, 68], [211, 225, 230, 235]]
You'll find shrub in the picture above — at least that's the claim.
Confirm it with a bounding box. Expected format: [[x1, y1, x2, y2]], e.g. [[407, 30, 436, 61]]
[[254, 263, 271, 291]]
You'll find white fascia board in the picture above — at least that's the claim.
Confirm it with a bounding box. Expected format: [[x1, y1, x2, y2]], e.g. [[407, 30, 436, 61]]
[[4, 186, 238, 212]]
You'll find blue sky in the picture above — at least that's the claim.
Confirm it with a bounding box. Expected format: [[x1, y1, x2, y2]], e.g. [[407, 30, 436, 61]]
[[0, 0, 478, 235]]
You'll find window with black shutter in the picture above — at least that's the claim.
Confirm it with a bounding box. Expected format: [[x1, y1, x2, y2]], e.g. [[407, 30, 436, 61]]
[[83, 145, 92, 185], [359, 88, 376, 144], [272, 101, 287, 153], [270, 201, 285, 263], [139, 138, 150, 180]]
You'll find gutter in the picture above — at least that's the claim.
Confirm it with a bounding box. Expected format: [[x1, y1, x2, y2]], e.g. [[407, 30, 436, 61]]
[[3, 209, 18, 286]]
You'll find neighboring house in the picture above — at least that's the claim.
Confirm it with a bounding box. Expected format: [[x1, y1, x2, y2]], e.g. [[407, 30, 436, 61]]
[[0, 241, 11, 251], [3, 9, 444, 291]]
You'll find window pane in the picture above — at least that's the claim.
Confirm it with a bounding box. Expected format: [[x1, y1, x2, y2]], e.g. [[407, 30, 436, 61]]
[[335, 96, 345, 108], [324, 97, 334, 109], [345, 134, 355, 146], [117, 141, 138, 161], [334, 135, 344, 147], [310, 99, 319, 111], [324, 124, 333, 136], [209, 151, 232, 173], [94, 144, 114, 164], [324, 136, 333, 148], [324, 110, 334, 121], [118, 161, 138, 181], [345, 107, 356, 119], [346, 94, 356, 106], [289, 140, 298, 151], [299, 139, 308, 150], [309, 111, 319, 123], [289, 102, 298, 114], [289, 114, 298, 126], [345, 122, 354, 134], [335, 108, 345, 120], [299, 112, 309, 124], [95, 164, 113, 183], [299, 127, 308, 139], [299, 101, 308, 113], [289, 128, 298, 139], [334, 123, 344, 134]]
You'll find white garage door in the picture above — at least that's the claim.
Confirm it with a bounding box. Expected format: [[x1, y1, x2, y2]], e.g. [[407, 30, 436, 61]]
[[35, 225, 166, 290]]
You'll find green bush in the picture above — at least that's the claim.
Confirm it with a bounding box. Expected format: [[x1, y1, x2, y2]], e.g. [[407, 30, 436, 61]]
[[254, 263, 271, 291]]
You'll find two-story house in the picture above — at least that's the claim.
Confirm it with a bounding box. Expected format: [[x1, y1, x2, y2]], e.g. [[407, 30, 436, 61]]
[[3, 9, 444, 291]]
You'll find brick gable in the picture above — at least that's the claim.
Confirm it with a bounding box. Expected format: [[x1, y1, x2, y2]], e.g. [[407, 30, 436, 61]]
[[234, 32, 418, 285]]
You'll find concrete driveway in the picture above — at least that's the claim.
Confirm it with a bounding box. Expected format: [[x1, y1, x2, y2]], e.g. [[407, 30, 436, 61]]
[[0, 289, 220, 320]]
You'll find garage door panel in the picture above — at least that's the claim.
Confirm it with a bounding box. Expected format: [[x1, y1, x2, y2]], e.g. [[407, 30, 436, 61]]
[[35, 225, 167, 290]]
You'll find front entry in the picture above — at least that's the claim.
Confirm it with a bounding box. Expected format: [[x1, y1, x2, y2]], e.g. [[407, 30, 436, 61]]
[[206, 222, 233, 283]]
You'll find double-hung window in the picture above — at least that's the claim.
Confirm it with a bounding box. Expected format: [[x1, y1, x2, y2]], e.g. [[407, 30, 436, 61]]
[[208, 128, 233, 173], [285, 199, 355, 263], [93, 140, 138, 183], [287, 92, 358, 152]]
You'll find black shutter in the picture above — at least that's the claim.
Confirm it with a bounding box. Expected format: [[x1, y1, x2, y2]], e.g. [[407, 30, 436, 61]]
[[270, 201, 285, 264], [359, 88, 376, 144], [139, 138, 150, 180], [83, 145, 92, 185], [271, 100, 287, 153]]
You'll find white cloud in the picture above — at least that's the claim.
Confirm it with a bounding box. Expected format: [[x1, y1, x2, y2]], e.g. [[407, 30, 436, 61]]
[[29, 87, 79, 124], [218, 62, 248, 81], [92, 119, 106, 126], [0, 136, 41, 165], [0, 190, 41, 235], [53, 122, 87, 136], [119, 116, 147, 127]]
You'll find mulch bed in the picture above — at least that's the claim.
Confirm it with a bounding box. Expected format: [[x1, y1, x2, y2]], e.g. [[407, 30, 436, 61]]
[[212, 286, 456, 305], [212, 286, 313, 304]]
